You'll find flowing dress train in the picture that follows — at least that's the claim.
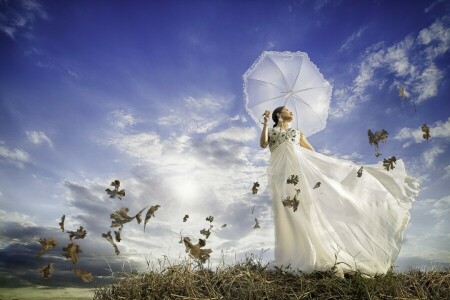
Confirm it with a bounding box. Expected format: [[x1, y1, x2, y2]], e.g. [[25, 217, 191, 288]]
[[266, 126, 420, 277]]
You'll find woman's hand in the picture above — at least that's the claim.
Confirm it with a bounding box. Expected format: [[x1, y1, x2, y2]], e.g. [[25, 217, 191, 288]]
[[262, 110, 270, 124]]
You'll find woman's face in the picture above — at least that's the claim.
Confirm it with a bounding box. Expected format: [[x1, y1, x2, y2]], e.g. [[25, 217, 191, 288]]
[[278, 107, 293, 122]]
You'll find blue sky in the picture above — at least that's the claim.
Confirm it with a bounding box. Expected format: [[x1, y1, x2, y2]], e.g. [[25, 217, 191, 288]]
[[0, 0, 449, 295]]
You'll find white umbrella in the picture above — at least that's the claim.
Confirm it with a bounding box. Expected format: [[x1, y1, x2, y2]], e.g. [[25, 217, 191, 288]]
[[243, 51, 333, 137]]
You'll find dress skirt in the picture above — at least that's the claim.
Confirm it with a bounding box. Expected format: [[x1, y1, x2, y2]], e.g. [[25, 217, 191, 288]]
[[267, 141, 420, 276]]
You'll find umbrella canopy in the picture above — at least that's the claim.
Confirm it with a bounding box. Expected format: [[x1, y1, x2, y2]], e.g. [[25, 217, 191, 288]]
[[243, 51, 333, 137]]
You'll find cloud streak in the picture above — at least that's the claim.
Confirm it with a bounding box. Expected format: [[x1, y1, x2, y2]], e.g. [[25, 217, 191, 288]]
[[0, 0, 48, 39], [330, 16, 450, 119]]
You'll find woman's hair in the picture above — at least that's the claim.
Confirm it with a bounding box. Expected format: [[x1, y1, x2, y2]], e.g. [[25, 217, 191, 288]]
[[272, 106, 285, 128]]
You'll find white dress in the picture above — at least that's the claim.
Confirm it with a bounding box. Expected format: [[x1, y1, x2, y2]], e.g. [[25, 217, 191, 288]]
[[266, 126, 420, 277]]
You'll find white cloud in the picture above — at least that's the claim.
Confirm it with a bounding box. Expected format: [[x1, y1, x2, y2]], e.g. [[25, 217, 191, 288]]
[[317, 147, 365, 164], [339, 25, 368, 52], [229, 114, 248, 123], [205, 127, 257, 143], [25, 130, 53, 148], [330, 17, 450, 119], [0, 143, 30, 168], [401, 195, 450, 262], [421, 145, 445, 168], [443, 164, 450, 179], [157, 94, 234, 134], [427, 195, 450, 218], [424, 0, 446, 14], [0, 0, 48, 39], [0, 209, 35, 225], [110, 109, 139, 129], [394, 117, 450, 145]]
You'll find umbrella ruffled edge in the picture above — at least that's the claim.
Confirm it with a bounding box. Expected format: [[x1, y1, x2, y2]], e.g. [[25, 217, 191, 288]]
[[242, 50, 333, 137]]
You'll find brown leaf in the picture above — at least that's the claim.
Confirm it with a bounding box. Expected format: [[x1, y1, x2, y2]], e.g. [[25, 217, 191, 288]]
[[39, 263, 54, 279], [36, 237, 57, 258], [110, 207, 135, 228], [383, 156, 397, 171], [105, 180, 126, 200], [102, 231, 120, 255], [206, 215, 214, 223], [144, 205, 161, 232], [135, 207, 147, 224], [183, 214, 189, 222], [182, 237, 212, 263], [221, 224, 227, 228], [282, 189, 301, 212], [200, 225, 213, 239], [421, 123, 431, 140], [67, 226, 87, 240], [313, 182, 321, 189], [253, 218, 260, 229], [252, 181, 260, 194], [357, 166, 364, 177], [287, 175, 299, 185], [62, 242, 82, 264], [59, 214, 65, 232], [368, 129, 388, 157], [398, 86, 409, 100], [72, 268, 93, 282], [114, 225, 123, 243]]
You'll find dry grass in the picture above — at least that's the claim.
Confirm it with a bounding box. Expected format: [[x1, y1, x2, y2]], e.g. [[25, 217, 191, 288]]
[[93, 253, 449, 300]]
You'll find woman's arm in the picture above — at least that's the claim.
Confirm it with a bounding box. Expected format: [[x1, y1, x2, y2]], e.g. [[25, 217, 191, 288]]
[[299, 131, 315, 152], [260, 123, 269, 148], [260, 110, 270, 148]]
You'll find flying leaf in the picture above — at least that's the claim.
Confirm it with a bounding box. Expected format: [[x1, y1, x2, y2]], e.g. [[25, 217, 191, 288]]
[[144, 205, 161, 232], [313, 182, 321, 189], [105, 179, 126, 200], [398, 86, 409, 100], [368, 129, 388, 157], [252, 181, 260, 194], [62, 242, 82, 264], [206, 215, 214, 223], [383, 156, 397, 171], [282, 189, 301, 212], [72, 268, 93, 282], [183, 214, 189, 222], [59, 214, 65, 232], [421, 123, 431, 140], [200, 225, 213, 239], [182, 237, 212, 263], [39, 263, 54, 279], [110, 207, 135, 228], [253, 218, 260, 229], [287, 175, 299, 185], [114, 225, 123, 243], [67, 226, 87, 240], [36, 237, 57, 258], [102, 231, 120, 255], [135, 207, 147, 224], [357, 166, 364, 177], [221, 224, 227, 228]]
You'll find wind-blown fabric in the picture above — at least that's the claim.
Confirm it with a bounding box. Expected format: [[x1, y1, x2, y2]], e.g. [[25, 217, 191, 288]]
[[266, 126, 420, 276]]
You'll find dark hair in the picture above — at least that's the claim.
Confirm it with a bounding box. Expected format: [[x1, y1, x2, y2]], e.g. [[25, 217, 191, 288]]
[[272, 106, 285, 128]]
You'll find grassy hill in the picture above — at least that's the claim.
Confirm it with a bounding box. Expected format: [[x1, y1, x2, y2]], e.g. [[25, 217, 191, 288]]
[[93, 255, 449, 299]]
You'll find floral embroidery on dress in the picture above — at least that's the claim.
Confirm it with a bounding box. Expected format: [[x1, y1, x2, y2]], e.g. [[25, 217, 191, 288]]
[[268, 127, 301, 152]]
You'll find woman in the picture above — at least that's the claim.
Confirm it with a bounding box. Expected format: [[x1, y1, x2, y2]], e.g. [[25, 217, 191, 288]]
[[260, 106, 420, 277]]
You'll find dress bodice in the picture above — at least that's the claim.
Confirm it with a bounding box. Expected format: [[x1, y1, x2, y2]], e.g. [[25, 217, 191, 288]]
[[268, 126, 301, 152]]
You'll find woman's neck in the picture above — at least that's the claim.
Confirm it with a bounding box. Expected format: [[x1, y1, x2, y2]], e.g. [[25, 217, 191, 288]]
[[277, 122, 290, 130]]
